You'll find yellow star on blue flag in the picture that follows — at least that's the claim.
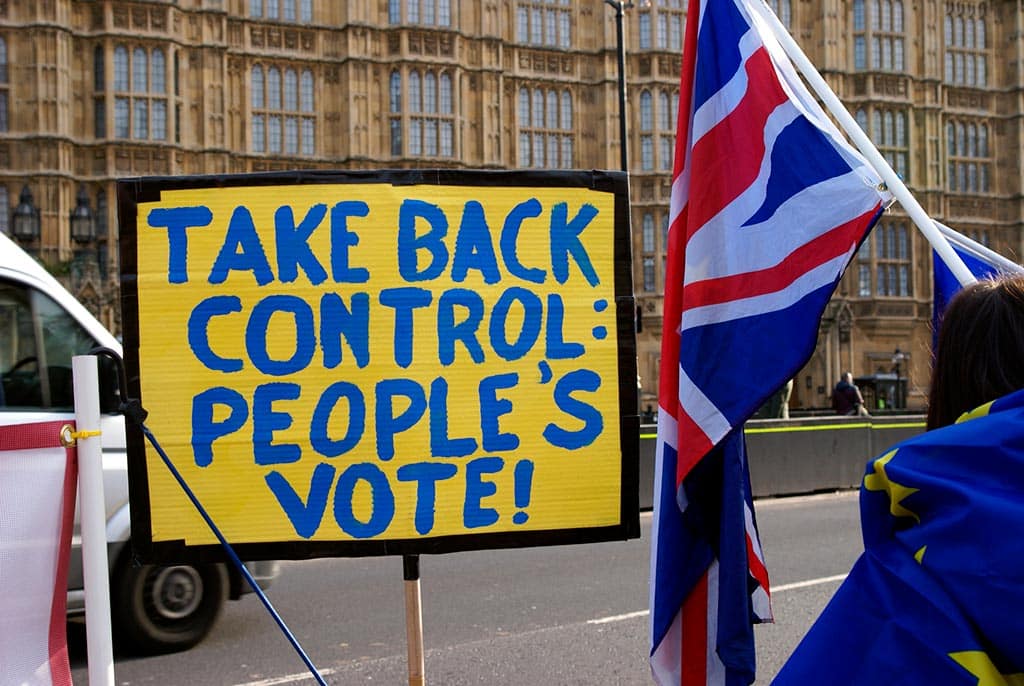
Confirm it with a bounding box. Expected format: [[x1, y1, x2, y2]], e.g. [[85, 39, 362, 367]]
[[774, 388, 1024, 685]]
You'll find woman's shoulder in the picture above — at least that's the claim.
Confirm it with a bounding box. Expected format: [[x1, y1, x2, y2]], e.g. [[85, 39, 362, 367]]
[[880, 387, 1024, 475]]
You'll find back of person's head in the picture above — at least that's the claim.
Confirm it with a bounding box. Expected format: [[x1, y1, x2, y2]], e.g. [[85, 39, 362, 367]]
[[842, 372, 853, 384], [927, 273, 1024, 429]]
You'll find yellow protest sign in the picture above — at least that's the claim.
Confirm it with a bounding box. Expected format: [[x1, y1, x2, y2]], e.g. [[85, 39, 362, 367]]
[[118, 170, 638, 560]]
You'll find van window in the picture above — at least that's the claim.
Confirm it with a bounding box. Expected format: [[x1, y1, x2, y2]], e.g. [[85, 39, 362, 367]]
[[0, 278, 100, 410]]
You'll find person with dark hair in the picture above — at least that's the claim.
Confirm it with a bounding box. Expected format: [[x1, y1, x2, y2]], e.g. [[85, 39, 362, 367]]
[[926, 274, 1024, 429], [774, 273, 1024, 684]]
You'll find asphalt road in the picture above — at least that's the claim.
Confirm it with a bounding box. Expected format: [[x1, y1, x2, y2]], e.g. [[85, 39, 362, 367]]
[[69, 490, 862, 685]]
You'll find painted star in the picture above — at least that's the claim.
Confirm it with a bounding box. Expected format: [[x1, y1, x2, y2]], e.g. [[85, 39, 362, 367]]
[[863, 448, 920, 523], [950, 651, 1024, 685]]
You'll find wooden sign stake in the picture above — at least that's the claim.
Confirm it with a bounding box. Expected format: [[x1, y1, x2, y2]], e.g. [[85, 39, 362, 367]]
[[403, 554, 426, 686]]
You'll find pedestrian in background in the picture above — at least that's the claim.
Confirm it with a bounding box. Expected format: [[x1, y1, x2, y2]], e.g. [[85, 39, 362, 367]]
[[831, 372, 868, 416]]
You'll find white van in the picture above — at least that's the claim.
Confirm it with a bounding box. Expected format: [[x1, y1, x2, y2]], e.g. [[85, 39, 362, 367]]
[[0, 231, 278, 653]]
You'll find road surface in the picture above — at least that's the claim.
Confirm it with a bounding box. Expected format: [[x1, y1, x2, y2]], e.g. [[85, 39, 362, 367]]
[[70, 490, 862, 685]]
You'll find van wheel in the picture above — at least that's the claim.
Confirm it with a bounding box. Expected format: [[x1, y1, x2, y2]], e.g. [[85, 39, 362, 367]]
[[111, 557, 227, 654]]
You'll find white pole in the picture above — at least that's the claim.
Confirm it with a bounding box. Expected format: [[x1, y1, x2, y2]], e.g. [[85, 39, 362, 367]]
[[935, 221, 1024, 274], [748, 0, 978, 287], [73, 355, 115, 686]]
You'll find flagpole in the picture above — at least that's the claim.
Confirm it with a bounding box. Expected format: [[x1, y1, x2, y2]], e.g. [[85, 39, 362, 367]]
[[749, 0, 978, 288], [935, 221, 1024, 274], [72, 355, 115, 686]]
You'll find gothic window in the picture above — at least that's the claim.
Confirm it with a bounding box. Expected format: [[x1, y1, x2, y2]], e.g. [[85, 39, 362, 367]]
[[857, 107, 908, 182], [639, 13, 651, 49], [173, 53, 181, 143], [767, 0, 791, 28], [391, 70, 455, 159], [559, 91, 572, 163], [516, 1, 571, 48], [669, 1, 683, 49], [639, 2, 684, 50], [659, 139, 673, 172], [856, 222, 911, 296], [249, 68, 262, 151], [946, 119, 991, 193], [283, 70, 298, 153], [659, 89, 677, 171], [658, 91, 671, 131], [409, 72, 422, 154], [267, 67, 281, 150], [660, 212, 671, 292], [856, 233, 872, 296], [639, 90, 653, 131], [855, 108, 868, 133], [852, 0, 905, 71], [872, 108, 908, 182], [643, 257, 656, 292], [640, 88, 678, 171], [114, 46, 128, 90], [639, 90, 653, 171], [114, 49, 129, 138], [112, 45, 168, 141], [252, 64, 316, 156], [132, 49, 148, 138], [389, 71, 402, 156], [151, 50, 166, 140], [518, 86, 573, 168], [300, 70, 314, 155], [250, 0, 312, 22], [134, 49, 149, 132], [642, 212, 655, 253], [391, 0, 452, 26], [878, 222, 910, 296], [638, 211, 663, 292], [638, 138, 651, 171], [945, 9, 987, 86]]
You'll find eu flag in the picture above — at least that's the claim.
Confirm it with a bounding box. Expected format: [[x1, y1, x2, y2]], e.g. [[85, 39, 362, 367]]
[[774, 388, 1024, 684]]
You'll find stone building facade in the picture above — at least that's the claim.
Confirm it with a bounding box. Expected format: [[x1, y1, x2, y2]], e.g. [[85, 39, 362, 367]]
[[1, 0, 1020, 411]]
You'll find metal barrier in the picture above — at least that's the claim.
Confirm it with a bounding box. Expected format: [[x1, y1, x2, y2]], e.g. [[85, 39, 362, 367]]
[[637, 415, 926, 509]]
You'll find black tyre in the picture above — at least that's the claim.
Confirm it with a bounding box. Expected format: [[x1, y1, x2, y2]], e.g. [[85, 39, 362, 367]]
[[111, 556, 227, 654]]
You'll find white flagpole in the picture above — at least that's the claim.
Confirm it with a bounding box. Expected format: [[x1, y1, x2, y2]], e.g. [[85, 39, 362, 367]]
[[935, 221, 1024, 274], [748, 0, 978, 288], [72, 355, 115, 686]]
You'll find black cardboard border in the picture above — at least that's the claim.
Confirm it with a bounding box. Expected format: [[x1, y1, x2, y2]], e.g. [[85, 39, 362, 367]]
[[117, 168, 639, 563]]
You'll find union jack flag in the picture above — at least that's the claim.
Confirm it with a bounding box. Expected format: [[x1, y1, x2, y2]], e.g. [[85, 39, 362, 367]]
[[649, 0, 890, 682], [0, 420, 77, 686]]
